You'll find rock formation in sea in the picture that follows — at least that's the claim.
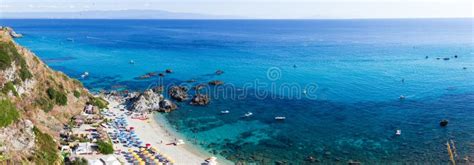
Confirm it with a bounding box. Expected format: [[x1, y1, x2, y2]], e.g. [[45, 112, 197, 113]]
[[127, 89, 163, 112], [159, 99, 178, 112], [168, 86, 189, 101], [0, 27, 99, 163], [190, 94, 210, 105], [209, 80, 224, 86]]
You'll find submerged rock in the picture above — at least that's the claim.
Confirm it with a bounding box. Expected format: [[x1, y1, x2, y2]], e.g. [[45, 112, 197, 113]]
[[168, 86, 189, 101], [127, 89, 163, 112], [209, 80, 224, 86], [440, 120, 449, 127], [190, 94, 210, 105], [215, 70, 224, 75], [165, 69, 173, 73]]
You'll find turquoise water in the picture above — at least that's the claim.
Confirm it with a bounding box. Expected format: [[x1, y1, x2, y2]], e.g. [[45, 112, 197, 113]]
[[2, 19, 474, 163]]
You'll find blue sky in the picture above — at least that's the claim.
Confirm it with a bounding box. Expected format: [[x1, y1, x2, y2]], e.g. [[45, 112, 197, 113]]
[[1, 0, 472, 19]]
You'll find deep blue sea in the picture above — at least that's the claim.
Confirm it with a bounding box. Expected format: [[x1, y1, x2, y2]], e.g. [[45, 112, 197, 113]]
[[2, 19, 474, 163]]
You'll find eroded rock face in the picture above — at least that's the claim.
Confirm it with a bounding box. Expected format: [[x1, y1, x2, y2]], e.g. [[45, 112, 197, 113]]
[[159, 99, 178, 112], [0, 119, 36, 156], [127, 89, 163, 112], [190, 94, 210, 105], [168, 86, 188, 101]]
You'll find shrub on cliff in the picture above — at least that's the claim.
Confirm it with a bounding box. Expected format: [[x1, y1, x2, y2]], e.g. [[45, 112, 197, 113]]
[[0, 99, 20, 128], [0, 42, 32, 80], [46, 87, 68, 106], [33, 127, 59, 164], [73, 90, 81, 98], [89, 96, 108, 109], [35, 97, 54, 113], [1, 81, 18, 97], [0, 42, 13, 70]]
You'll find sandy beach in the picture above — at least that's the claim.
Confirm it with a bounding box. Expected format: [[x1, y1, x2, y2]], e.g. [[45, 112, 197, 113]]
[[105, 99, 233, 165]]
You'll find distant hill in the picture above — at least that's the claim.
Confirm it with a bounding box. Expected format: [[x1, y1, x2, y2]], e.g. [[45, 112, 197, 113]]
[[0, 10, 246, 19]]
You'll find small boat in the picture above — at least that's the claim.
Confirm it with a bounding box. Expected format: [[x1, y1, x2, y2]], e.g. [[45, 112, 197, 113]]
[[275, 116, 286, 120], [243, 112, 253, 117], [129, 60, 135, 64], [66, 38, 74, 42], [396, 129, 401, 136], [220, 110, 230, 114], [302, 90, 307, 94]]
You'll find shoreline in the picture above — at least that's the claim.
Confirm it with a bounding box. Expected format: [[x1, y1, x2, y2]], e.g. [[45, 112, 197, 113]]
[[152, 113, 234, 165], [106, 98, 233, 165]]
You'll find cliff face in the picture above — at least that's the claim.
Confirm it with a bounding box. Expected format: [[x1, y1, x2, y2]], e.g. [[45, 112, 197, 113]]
[[0, 27, 92, 163]]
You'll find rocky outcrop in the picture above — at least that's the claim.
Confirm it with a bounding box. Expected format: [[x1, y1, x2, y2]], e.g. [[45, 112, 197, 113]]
[[209, 80, 224, 86], [0, 119, 35, 157], [159, 99, 178, 112], [128, 89, 163, 112], [2, 27, 23, 38], [168, 86, 188, 101], [190, 94, 210, 105]]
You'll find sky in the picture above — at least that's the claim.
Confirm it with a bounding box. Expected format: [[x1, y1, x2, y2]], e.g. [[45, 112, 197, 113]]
[[1, 0, 473, 19]]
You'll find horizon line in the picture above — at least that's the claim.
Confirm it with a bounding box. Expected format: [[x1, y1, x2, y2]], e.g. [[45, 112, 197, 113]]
[[1, 17, 473, 20]]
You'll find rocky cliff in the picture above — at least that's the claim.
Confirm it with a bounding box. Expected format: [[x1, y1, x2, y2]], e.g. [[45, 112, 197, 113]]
[[0, 27, 96, 164]]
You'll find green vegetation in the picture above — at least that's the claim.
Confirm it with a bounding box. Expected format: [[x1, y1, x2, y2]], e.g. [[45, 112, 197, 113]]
[[0, 99, 20, 128], [46, 87, 68, 106], [72, 79, 83, 87], [1, 81, 18, 97], [18, 57, 32, 81], [70, 157, 88, 165], [32, 127, 59, 164], [73, 90, 81, 98], [89, 97, 108, 109], [0, 41, 32, 80], [0, 42, 13, 70], [96, 140, 114, 154], [35, 97, 54, 113]]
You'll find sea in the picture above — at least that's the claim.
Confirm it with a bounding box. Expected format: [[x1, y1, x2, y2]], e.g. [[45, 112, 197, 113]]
[[2, 19, 473, 163]]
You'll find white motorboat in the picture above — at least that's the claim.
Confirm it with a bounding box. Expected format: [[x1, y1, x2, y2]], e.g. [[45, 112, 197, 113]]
[[275, 116, 286, 120], [221, 110, 230, 114], [396, 129, 401, 136], [243, 112, 253, 117]]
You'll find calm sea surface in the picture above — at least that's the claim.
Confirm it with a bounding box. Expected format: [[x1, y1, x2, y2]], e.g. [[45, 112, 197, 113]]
[[2, 19, 473, 163]]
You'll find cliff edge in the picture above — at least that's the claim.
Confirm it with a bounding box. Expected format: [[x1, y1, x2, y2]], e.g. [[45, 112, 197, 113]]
[[0, 27, 99, 164]]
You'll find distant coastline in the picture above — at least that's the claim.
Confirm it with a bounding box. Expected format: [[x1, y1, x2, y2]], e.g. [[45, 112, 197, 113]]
[[1, 10, 473, 20]]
